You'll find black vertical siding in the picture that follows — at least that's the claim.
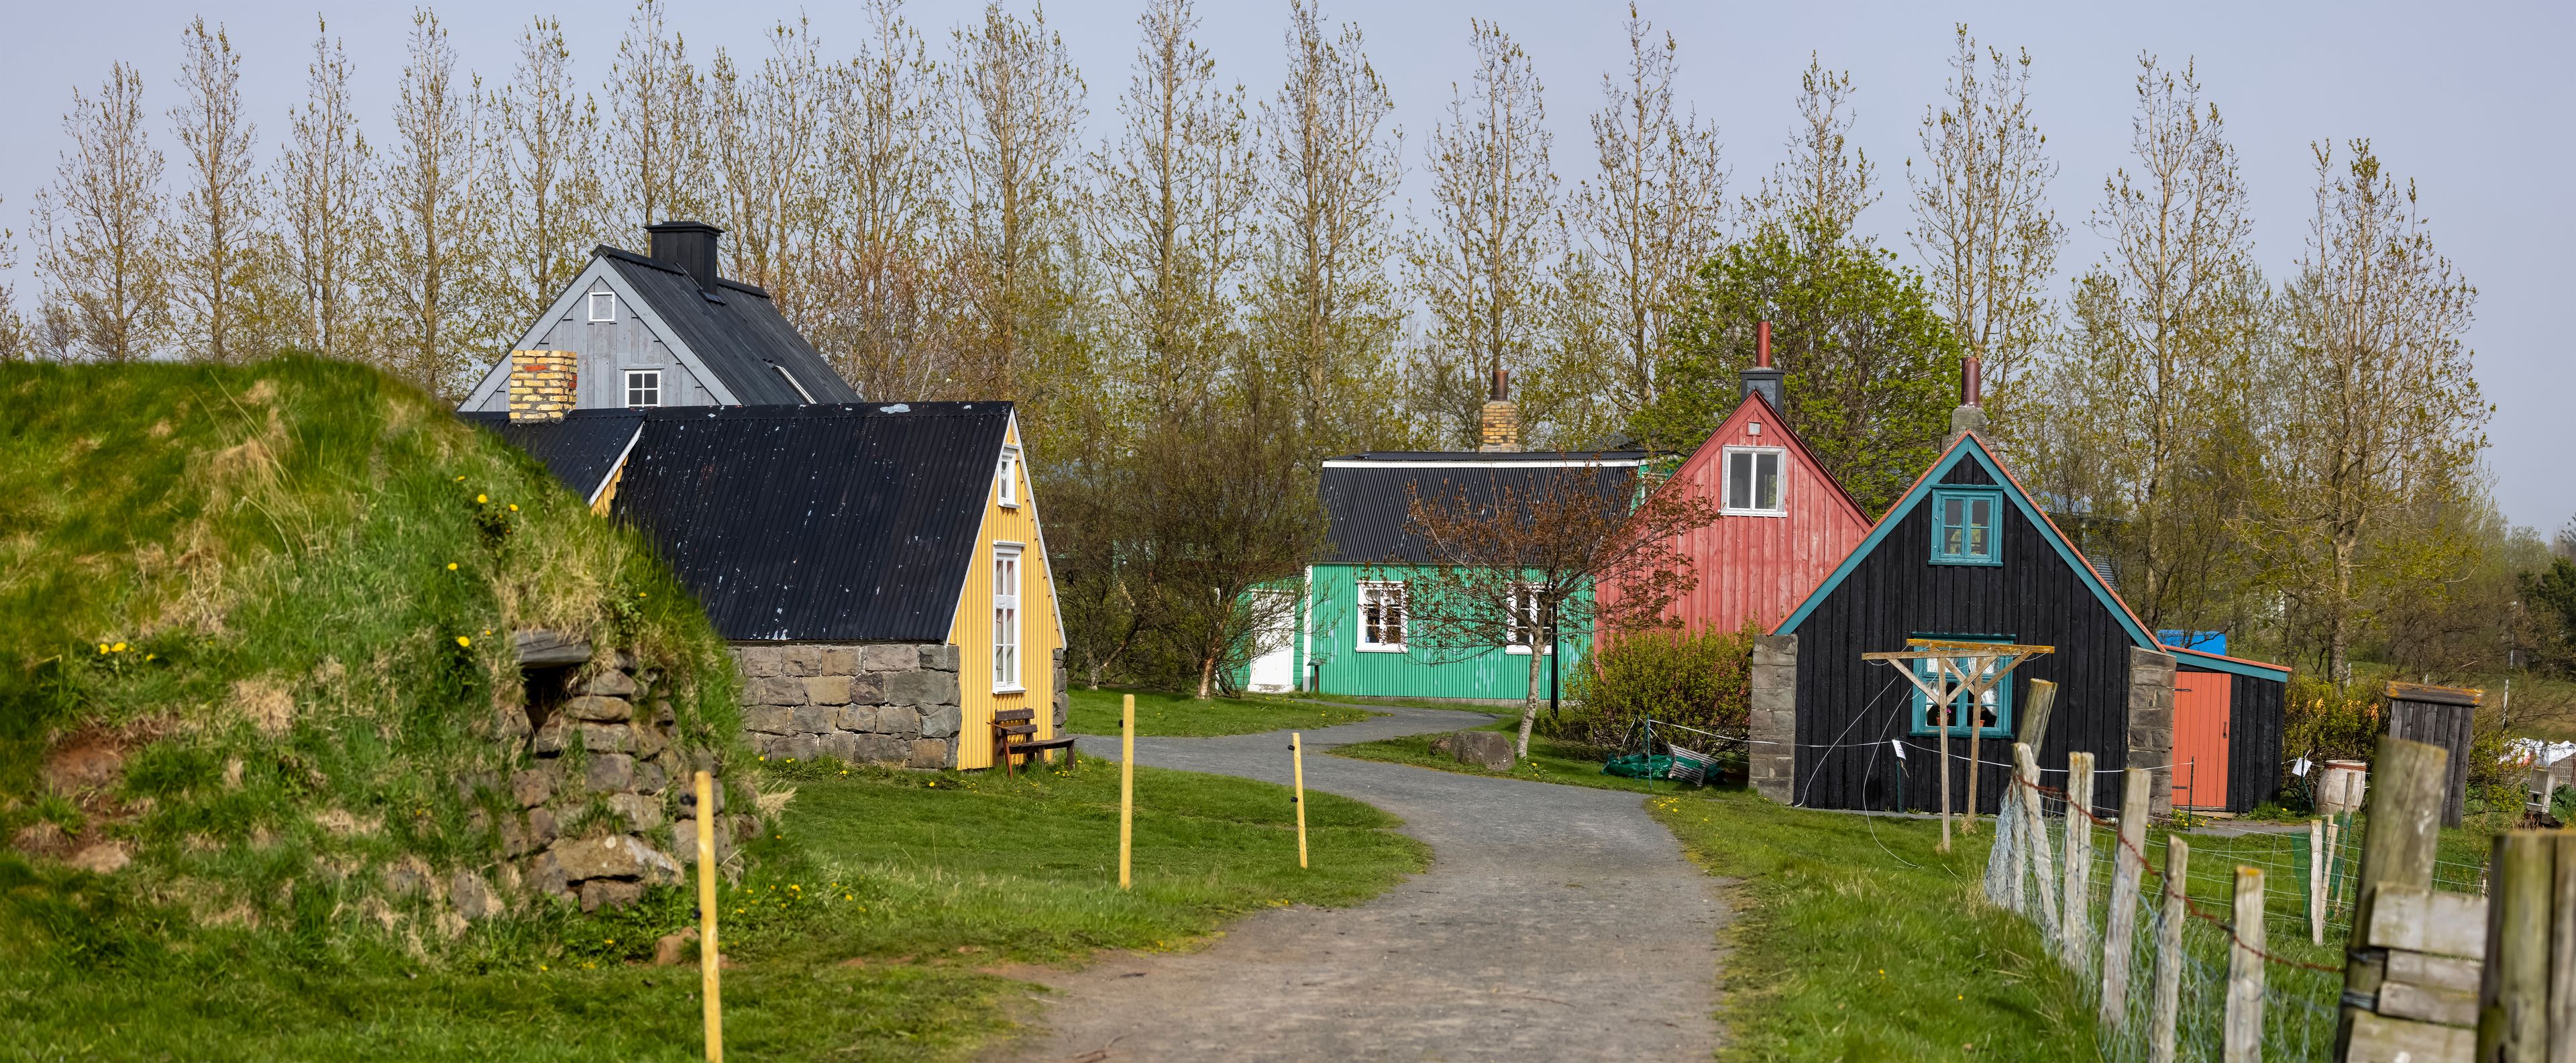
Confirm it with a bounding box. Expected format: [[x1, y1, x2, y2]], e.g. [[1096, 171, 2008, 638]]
[[2190, 664, 2286, 813], [1790, 460, 2140, 819], [2387, 699, 2477, 827]]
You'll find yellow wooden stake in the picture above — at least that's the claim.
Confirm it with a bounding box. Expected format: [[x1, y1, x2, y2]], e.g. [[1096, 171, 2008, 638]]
[[1120, 694, 1134, 890], [694, 770, 723, 1063], [1292, 731, 1309, 869]]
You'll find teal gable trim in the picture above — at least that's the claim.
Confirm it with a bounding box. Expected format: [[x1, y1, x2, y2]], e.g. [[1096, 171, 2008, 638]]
[[1775, 434, 2162, 655], [2169, 646, 2292, 682]]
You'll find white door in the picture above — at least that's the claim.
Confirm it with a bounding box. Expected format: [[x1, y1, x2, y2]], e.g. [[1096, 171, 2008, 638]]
[[1246, 593, 1295, 692]]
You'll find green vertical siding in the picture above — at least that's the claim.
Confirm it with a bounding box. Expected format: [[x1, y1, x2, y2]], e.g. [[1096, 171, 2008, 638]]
[[1301, 563, 1588, 701]]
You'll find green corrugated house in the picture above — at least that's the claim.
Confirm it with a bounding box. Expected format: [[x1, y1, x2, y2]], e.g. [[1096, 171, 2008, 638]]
[[1241, 448, 1648, 703]]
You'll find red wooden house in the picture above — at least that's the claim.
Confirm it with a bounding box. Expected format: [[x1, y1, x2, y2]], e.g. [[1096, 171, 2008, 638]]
[[1601, 325, 1875, 635]]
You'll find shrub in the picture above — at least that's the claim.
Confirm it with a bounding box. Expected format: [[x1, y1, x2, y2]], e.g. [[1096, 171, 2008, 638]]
[[1562, 621, 1759, 749]]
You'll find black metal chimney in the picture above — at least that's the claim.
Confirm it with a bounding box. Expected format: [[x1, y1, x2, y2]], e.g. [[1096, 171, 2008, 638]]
[[645, 221, 723, 290], [1739, 320, 1784, 408]]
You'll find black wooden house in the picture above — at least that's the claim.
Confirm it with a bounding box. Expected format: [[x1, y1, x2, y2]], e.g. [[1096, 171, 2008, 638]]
[[1752, 430, 2290, 817]]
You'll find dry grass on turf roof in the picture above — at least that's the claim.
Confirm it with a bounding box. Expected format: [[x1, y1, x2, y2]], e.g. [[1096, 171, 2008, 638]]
[[1065, 686, 1379, 737], [0, 755, 1425, 1062], [1650, 788, 2098, 1062]]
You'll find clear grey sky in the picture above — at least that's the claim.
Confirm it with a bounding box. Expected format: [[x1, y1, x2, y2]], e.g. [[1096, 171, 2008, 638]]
[[5, 1, 2567, 532]]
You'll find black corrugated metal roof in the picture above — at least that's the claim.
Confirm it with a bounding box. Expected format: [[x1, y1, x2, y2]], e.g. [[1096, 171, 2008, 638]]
[[1320, 460, 1641, 564], [461, 411, 641, 503], [598, 247, 860, 407], [1327, 450, 1650, 463], [474, 403, 1010, 642]]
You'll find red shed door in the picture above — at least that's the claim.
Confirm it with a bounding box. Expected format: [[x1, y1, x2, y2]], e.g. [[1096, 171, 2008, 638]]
[[2172, 672, 2233, 809]]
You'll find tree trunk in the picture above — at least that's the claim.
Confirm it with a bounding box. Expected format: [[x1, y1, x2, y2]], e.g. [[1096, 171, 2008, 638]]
[[1516, 642, 1545, 759], [1196, 654, 1216, 701]]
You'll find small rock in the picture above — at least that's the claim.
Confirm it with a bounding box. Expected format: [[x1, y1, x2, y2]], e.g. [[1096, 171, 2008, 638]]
[[531, 716, 568, 755], [803, 675, 853, 707], [581, 723, 637, 754], [918, 703, 961, 740], [553, 833, 658, 880], [578, 670, 639, 698], [510, 769, 553, 808], [451, 870, 503, 921], [742, 706, 794, 734], [528, 851, 570, 900], [1446, 731, 1517, 771], [653, 926, 701, 966], [607, 793, 665, 832], [629, 723, 669, 760], [906, 738, 951, 769], [586, 754, 637, 793], [561, 695, 633, 723], [580, 878, 645, 912]]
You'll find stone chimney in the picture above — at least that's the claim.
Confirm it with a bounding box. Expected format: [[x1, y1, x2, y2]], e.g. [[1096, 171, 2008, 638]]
[[646, 220, 724, 291], [508, 350, 578, 423], [1477, 368, 1521, 452], [1945, 354, 1988, 448], [1739, 320, 1784, 409]]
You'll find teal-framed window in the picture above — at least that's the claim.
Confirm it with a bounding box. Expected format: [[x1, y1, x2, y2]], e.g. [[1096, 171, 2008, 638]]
[[1930, 489, 2003, 565], [1907, 648, 2015, 738]]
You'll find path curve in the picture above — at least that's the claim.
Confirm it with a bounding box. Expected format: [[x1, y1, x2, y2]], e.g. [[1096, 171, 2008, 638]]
[[1004, 705, 1725, 1062]]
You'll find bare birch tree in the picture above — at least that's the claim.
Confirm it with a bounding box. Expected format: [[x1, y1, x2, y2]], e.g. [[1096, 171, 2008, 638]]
[[1091, 0, 1258, 413], [710, 19, 829, 318], [1411, 19, 1559, 447], [373, 10, 491, 397], [1571, 5, 1727, 420], [275, 19, 374, 361], [35, 62, 168, 364], [1249, 0, 1403, 452], [949, 1, 1085, 401], [1906, 26, 2062, 418], [168, 18, 266, 363], [2043, 56, 2264, 627], [0, 197, 26, 361], [490, 17, 608, 327], [816, 0, 953, 399], [608, 0, 712, 239], [2262, 141, 2488, 682], [1748, 56, 1875, 252]]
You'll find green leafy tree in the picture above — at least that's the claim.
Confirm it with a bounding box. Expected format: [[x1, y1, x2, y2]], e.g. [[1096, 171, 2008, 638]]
[[1633, 225, 1958, 515]]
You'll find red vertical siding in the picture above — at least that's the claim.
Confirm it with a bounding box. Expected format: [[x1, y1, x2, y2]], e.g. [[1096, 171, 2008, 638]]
[[1601, 393, 1875, 636]]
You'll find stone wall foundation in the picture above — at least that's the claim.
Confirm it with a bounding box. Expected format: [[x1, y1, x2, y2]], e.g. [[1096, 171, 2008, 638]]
[[2127, 648, 2178, 818], [1749, 634, 1798, 804]]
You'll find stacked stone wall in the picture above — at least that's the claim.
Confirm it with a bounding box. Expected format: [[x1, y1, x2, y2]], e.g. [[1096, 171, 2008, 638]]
[[2127, 648, 2178, 818], [731, 643, 963, 769], [1748, 634, 1799, 803]]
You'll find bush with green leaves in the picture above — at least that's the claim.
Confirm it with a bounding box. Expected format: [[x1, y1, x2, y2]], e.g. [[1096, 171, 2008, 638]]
[[1560, 621, 1760, 748]]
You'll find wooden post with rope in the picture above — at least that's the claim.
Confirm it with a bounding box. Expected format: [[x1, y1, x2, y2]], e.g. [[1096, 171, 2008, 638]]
[[2226, 865, 2267, 1063], [2151, 836, 2189, 1063], [1866, 640, 2051, 853], [2013, 742, 2059, 935], [2063, 751, 2096, 974], [2100, 766, 2153, 1031]]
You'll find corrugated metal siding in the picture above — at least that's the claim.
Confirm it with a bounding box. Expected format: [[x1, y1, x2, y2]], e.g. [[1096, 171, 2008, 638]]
[[2202, 664, 2286, 812], [605, 252, 858, 406], [1790, 458, 2139, 817], [608, 403, 1008, 642], [1608, 394, 1873, 634], [949, 419, 1063, 768], [1320, 463, 1640, 564], [1303, 563, 1582, 701]]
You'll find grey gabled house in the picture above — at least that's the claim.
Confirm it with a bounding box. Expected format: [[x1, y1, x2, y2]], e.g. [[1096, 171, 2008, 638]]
[[456, 221, 857, 413]]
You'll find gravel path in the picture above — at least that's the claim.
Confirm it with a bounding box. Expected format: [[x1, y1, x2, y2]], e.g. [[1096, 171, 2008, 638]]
[[1002, 705, 1725, 1062]]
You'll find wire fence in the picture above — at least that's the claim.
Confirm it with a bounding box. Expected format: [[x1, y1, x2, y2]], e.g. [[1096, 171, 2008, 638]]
[[1982, 784, 2492, 1062]]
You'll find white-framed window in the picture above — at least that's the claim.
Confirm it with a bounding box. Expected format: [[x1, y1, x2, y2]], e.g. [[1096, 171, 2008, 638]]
[[992, 544, 1023, 692], [1357, 580, 1406, 652], [625, 368, 661, 407], [997, 446, 1020, 507], [1505, 583, 1551, 654], [588, 289, 616, 323], [1723, 446, 1786, 515]]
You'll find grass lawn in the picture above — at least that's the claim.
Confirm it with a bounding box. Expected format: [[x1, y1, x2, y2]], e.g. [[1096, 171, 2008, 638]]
[[1065, 686, 1379, 737], [0, 754, 1426, 1062], [1650, 789, 2098, 1062]]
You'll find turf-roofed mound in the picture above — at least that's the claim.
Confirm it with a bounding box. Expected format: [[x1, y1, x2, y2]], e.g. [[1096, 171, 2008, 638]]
[[0, 357, 753, 959]]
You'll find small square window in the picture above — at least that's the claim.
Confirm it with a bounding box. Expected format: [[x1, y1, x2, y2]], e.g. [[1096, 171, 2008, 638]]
[[1505, 583, 1552, 654], [1930, 489, 2002, 565], [588, 290, 616, 323], [1357, 581, 1406, 652], [1723, 447, 1785, 515], [625, 369, 661, 407], [997, 446, 1020, 507]]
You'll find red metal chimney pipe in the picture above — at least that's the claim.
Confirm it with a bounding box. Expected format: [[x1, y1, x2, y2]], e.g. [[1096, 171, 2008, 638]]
[[1492, 366, 1510, 401], [1962, 355, 1983, 407], [1756, 321, 1772, 368]]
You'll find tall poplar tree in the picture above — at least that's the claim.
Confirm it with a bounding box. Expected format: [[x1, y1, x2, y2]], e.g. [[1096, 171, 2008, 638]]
[[710, 18, 829, 319], [374, 9, 491, 398], [949, 1, 1085, 401], [275, 19, 374, 361], [168, 18, 267, 363], [817, 0, 953, 400], [491, 16, 608, 327], [36, 62, 168, 364], [608, 0, 712, 238]]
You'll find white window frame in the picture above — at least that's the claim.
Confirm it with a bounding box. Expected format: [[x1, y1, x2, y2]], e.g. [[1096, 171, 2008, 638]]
[[1504, 583, 1552, 655], [624, 368, 662, 408], [991, 543, 1024, 693], [1356, 580, 1407, 652], [1722, 446, 1788, 516], [997, 446, 1021, 507], [587, 289, 616, 323], [772, 363, 818, 405]]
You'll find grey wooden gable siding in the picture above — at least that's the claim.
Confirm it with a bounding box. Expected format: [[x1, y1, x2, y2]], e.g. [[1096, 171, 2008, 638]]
[[524, 283, 719, 409], [1789, 458, 2142, 818]]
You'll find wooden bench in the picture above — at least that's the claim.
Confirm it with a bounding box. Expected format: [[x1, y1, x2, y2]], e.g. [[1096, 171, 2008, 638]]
[[991, 707, 1077, 777]]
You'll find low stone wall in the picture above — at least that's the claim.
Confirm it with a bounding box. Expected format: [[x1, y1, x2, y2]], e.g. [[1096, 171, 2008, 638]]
[[732, 643, 963, 769], [1748, 634, 1798, 803], [481, 651, 753, 913], [2127, 648, 2177, 818]]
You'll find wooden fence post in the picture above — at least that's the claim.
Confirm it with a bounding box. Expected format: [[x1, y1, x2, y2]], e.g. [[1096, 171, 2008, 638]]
[[2099, 767, 2152, 1031], [2226, 865, 2267, 1063], [2014, 742, 2059, 936], [1291, 732, 1309, 870], [1120, 694, 1134, 891], [2479, 831, 2551, 1062], [694, 770, 724, 1063], [2326, 814, 2346, 917], [2063, 752, 2096, 974], [2336, 736, 2450, 1058], [2151, 836, 2189, 1063], [2310, 819, 2326, 946], [2550, 833, 2574, 1063]]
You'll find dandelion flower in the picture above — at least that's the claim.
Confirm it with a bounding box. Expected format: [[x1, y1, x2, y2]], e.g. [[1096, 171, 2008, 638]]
[[112, 642, 126, 652], [97, 644, 109, 654], [446, 562, 458, 571], [508, 503, 519, 512], [457, 636, 472, 648], [476, 494, 488, 504]]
